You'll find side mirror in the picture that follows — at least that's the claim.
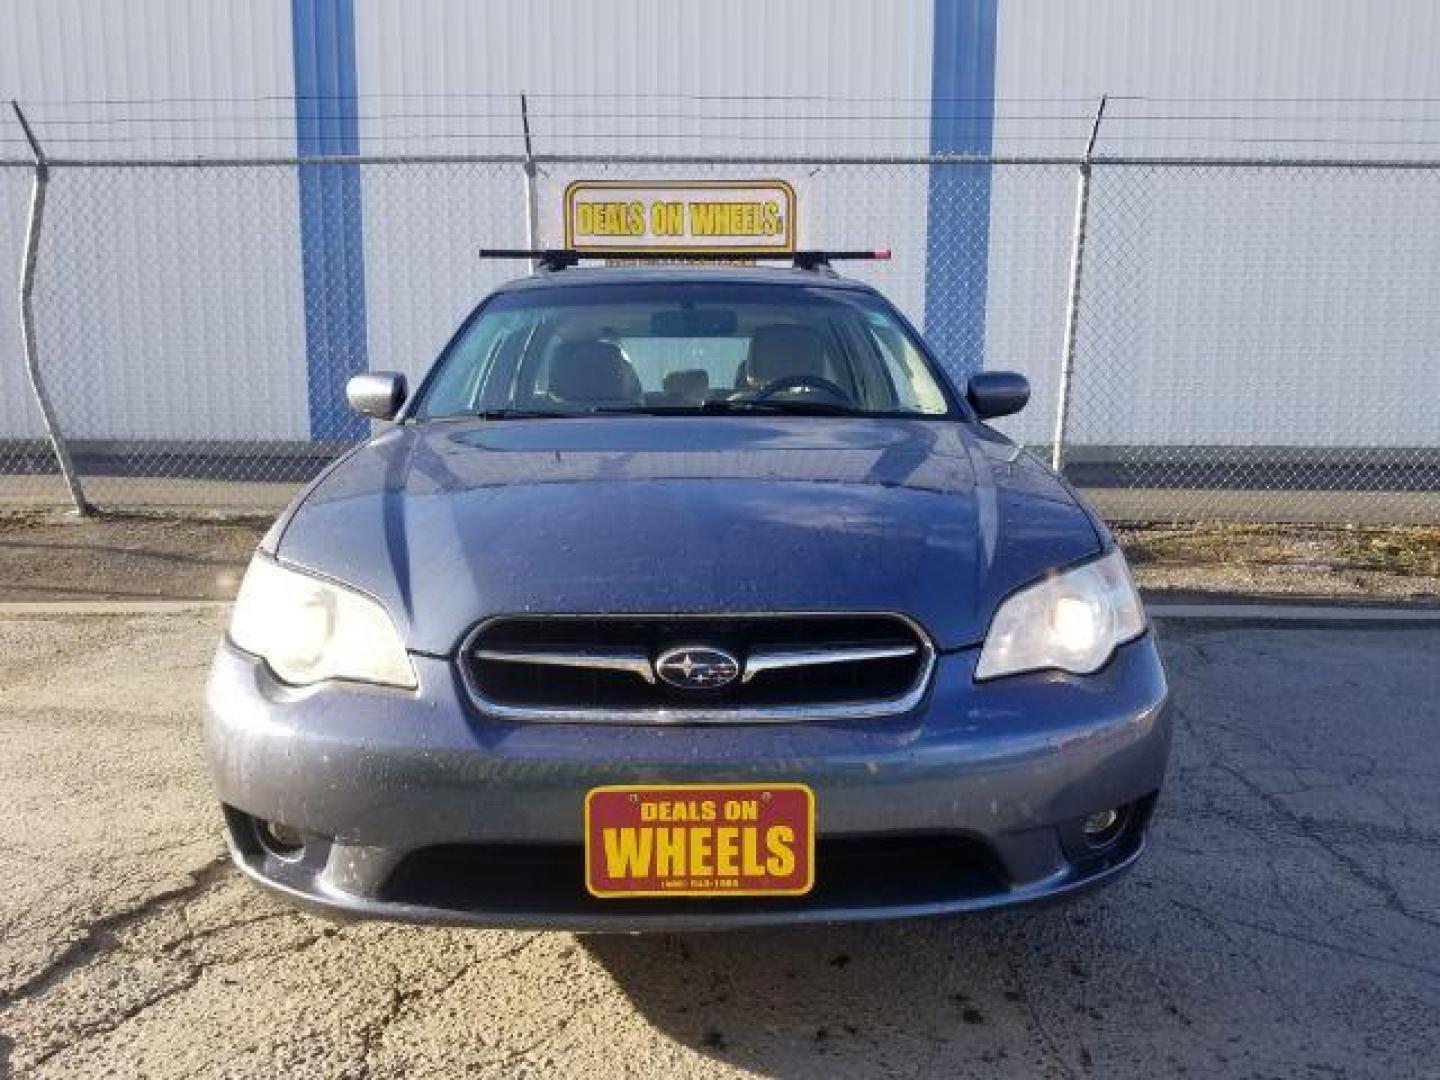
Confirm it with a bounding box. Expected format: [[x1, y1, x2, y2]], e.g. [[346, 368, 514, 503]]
[[346, 372, 408, 421], [966, 371, 1029, 419]]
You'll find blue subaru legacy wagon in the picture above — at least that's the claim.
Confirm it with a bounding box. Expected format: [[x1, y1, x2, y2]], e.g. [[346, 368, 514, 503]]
[[205, 251, 1170, 930]]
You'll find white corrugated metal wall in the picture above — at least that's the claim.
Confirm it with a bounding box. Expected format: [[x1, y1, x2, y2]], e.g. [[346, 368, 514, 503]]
[[1, 0, 1438, 453], [0, 0, 307, 442], [987, 0, 1440, 449]]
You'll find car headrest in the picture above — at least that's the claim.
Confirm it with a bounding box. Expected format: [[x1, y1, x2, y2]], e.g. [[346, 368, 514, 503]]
[[662, 368, 710, 402], [743, 324, 829, 387], [548, 341, 642, 404]]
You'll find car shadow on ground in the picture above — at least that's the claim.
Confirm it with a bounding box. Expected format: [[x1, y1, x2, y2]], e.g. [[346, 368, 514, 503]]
[[579, 892, 1140, 1078], [577, 692, 1440, 1080]]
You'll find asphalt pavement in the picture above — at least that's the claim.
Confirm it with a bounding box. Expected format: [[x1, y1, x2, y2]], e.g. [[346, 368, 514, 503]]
[[0, 609, 1437, 1078]]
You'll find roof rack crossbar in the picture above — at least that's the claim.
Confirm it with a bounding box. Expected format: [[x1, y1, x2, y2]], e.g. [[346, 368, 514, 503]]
[[478, 248, 579, 272], [478, 248, 892, 273]]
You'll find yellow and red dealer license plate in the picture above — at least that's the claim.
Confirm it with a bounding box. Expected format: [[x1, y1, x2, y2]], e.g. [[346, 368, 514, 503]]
[[585, 783, 815, 898]]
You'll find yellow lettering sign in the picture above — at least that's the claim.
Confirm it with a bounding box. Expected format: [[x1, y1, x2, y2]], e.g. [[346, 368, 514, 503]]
[[565, 181, 796, 253]]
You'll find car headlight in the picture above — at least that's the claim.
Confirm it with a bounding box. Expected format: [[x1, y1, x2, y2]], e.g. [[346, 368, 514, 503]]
[[228, 556, 416, 689], [975, 550, 1146, 681]]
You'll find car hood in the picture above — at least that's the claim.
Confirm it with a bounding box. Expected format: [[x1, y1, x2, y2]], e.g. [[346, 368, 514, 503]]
[[275, 417, 1102, 654]]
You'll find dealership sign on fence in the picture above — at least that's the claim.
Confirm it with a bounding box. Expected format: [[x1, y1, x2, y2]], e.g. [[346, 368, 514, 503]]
[[563, 179, 796, 254]]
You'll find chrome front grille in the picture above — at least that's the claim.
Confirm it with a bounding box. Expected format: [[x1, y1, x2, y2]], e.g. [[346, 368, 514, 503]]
[[461, 613, 935, 723]]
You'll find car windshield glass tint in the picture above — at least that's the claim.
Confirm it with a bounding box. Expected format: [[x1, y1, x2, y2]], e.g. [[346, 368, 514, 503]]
[[416, 282, 953, 419]]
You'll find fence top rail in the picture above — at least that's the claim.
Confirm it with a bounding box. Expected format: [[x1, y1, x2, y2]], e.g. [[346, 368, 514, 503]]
[[4, 150, 1440, 170]]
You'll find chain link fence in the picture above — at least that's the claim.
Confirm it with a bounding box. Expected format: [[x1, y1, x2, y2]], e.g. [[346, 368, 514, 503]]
[[1, 143, 1437, 523], [1068, 161, 1440, 524]]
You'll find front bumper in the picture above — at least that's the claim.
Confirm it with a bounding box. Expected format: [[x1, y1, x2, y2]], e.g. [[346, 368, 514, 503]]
[[205, 634, 1171, 931]]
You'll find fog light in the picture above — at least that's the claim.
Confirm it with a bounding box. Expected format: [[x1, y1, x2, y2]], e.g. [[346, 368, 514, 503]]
[[1081, 807, 1126, 848], [259, 819, 305, 860]]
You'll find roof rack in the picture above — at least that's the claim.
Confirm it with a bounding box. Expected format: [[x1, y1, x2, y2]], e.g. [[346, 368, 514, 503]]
[[478, 248, 892, 274]]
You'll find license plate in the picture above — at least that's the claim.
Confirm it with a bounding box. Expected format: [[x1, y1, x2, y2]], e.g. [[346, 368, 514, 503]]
[[585, 783, 815, 898]]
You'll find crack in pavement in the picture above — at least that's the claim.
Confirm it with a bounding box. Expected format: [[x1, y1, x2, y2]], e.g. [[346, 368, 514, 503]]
[[1208, 759, 1440, 934], [157, 909, 297, 953], [22, 961, 207, 1073], [488, 1010, 577, 1077], [2, 870, 352, 1074], [351, 961, 405, 1079], [1006, 955, 1079, 1080], [1164, 894, 1440, 981], [1168, 684, 1440, 934], [347, 933, 546, 1078], [0, 854, 232, 1012]]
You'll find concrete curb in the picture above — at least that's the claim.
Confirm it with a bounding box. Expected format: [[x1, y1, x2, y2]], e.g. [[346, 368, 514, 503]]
[[0, 600, 232, 616], [1148, 602, 1440, 622]]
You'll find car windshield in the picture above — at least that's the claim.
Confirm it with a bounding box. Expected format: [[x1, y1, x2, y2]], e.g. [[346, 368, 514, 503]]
[[415, 281, 954, 419]]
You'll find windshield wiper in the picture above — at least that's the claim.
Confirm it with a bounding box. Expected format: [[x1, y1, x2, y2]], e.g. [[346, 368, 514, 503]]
[[703, 398, 868, 417], [474, 408, 581, 420], [477, 401, 877, 420], [583, 405, 730, 416], [585, 401, 869, 417]]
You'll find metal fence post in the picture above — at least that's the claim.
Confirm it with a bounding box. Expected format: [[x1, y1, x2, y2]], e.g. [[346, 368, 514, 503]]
[[519, 93, 540, 271], [12, 100, 90, 515], [1050, 95, 1107, 475]]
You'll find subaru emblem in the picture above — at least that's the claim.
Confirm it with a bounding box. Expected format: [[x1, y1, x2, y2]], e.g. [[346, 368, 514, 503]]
[[654, 646, 741, 690]]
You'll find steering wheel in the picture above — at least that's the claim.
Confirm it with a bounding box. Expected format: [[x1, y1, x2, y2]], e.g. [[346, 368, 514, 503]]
[[751, 374, 852, 404]]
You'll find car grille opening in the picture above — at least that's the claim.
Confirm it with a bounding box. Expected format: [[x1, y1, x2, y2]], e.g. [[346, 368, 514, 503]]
[[380, 835, 1006, 916], [463, 614, 934, 721]]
